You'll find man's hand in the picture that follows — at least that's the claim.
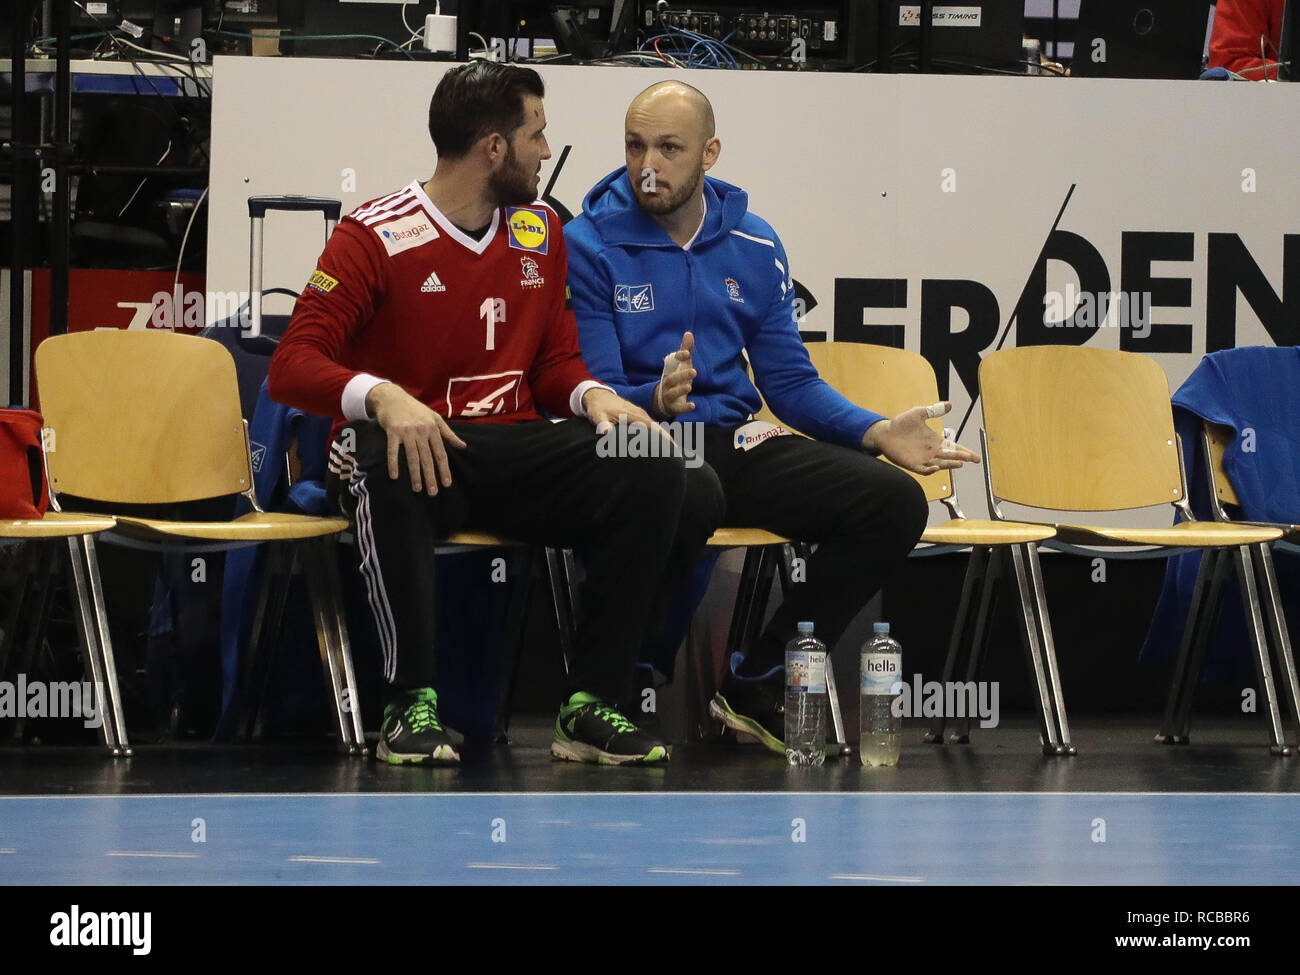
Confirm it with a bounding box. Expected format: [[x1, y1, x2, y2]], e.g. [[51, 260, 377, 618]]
[[862, 401, 981, 475], [583, 387, 675, 445], [365, 382, 467, 494], [652, 331, 696, 418]]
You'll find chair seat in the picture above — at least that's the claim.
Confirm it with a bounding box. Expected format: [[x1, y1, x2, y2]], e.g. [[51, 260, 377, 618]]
[[1053, 520, 1282, 548], [440, 531, 524, 547], [0, 511, 117, 539], [1238, 521, 1300, 544], [114, 511, 348, 543], [921, 519, 1056, 546], [706, 528, 790, 547]]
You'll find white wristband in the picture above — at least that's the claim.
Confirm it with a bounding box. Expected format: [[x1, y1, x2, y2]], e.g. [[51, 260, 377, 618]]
[[657, 349, 686, 417]]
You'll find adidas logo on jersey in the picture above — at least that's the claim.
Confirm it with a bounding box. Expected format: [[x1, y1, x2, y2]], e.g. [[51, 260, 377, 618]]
[[420, 270, 447, 293]]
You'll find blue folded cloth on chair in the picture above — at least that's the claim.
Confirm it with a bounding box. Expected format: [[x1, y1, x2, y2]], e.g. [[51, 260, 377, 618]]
[[1140, 346, 1300, 673]]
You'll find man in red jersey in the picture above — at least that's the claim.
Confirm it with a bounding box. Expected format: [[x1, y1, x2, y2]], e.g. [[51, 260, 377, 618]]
[[270, 62, 687, 766], [1210, 0, 1287, 78]]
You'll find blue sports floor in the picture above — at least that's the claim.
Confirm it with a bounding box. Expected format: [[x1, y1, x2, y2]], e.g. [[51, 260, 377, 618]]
[[1, 790, 1297, 885], [2, 715, 1297, 885]]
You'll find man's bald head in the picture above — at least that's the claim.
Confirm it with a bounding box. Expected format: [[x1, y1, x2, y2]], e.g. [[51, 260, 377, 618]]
[[623, 80, 721, 220], [627, 80, 715, 142]]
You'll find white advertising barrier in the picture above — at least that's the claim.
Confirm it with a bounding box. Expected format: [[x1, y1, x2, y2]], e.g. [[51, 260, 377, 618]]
[[207, 57, 1300, 517]]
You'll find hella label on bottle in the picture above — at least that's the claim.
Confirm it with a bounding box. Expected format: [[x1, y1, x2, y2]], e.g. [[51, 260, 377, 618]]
[[861, 652, 901, 694]]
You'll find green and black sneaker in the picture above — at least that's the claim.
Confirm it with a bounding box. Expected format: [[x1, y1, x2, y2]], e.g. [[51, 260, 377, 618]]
[[376, 687, 459, 765], [708, 655, 785, 755], [552, 692, 670, 765]]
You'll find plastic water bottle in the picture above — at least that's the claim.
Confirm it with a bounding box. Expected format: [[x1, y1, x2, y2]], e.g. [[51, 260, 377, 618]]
[[784, 621, 827, 766], [860, 622, 902, 767]]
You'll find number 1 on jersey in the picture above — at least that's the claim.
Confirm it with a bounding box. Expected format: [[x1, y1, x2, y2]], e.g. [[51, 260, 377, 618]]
[[480, 297, 507, 350]]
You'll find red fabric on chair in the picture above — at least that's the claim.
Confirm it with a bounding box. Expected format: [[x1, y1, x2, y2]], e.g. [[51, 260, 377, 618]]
[[0, 410, 50, 518]]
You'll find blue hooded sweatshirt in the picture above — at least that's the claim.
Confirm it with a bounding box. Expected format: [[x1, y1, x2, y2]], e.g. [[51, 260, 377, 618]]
[[564, 168, 885, 449]]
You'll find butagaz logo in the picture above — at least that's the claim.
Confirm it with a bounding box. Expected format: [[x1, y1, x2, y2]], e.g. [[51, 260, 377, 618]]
[[50, 906, 151, 955], [420, 270, 446, 293], [250, 441, 266, 473], [505, 206, 549, 254], [733, 421, 789, 451], [725, 277, 744, 303], [596, 419, 704, 469], [377, 213, 438, 256], [0, 675, 104, 729], [519, 256, 544, 289], [887, 674, 1000, 729], [614, 283, 654, 313]]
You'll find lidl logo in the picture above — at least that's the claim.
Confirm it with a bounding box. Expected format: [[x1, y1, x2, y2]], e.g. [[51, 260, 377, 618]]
[[506, 207, 548, 254]]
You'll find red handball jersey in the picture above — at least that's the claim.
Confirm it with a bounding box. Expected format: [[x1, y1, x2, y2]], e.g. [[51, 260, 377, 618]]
[[269, 180, 596, 436]]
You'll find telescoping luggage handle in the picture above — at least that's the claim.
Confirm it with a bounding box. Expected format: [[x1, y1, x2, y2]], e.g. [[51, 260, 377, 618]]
[[246, 196, 342, 340]]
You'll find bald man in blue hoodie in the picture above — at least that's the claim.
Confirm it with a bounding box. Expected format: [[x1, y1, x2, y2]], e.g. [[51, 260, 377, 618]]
[[565, 81, 980, 753]]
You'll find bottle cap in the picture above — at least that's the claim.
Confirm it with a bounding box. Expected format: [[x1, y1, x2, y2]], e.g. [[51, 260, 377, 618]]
[[873, 622, 890, 634], [797, 621, 814, 634]]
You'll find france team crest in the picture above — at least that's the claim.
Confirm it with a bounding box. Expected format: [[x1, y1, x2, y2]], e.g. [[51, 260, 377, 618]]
[[506, 207, 549, 254]]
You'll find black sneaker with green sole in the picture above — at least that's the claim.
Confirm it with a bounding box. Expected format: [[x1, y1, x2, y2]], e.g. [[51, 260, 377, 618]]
[[708, 663, 785, 755], [376, 687, 459, 765], [552, 693, 670, 765]]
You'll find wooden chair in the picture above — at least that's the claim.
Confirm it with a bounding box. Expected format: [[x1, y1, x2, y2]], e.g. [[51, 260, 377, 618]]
[[0, 513, 123, 753], [978, 346, 1287, 754], [770, 343, 1066, 754], [34, 330, 365, 755]]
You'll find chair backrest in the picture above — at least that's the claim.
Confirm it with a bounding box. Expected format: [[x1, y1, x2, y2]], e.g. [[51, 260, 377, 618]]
[[1203, 420, 1242, 510], [757, 342, 952, 503], [979, 345, 1183, 512], [35, 330, 253, 505]]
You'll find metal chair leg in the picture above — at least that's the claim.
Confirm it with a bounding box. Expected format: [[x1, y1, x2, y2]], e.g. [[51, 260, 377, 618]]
[[11, 545, 56, 745], [1254, 543, 1300, 745], [313, 536, 366, 755], [1173, 549, 1232, 741], [79, 535, 130, 756], [824, 652, 850, 755], [63, 538, 120, 755], [1234, 545, 1290, 756], [301, 540, 356, 754], [493, 547, 535, 744], [238, 543, 291, 741], [544, 548, 575, 676], [925, 545, 989, 744], [1009, 544, 1062, 756], [953, 547, 1003, 744], [1024, 544, 1074, 755], [0, 541, 41, 677], [1157, 548, 1219, 744]]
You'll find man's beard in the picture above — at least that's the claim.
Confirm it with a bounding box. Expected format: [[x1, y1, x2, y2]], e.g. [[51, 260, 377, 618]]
[[633, 163, 703, 215], [489, 144, 539, 206]]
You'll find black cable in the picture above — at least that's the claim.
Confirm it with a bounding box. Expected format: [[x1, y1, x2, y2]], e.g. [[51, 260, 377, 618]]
[[926, 57, 1039, 77]]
